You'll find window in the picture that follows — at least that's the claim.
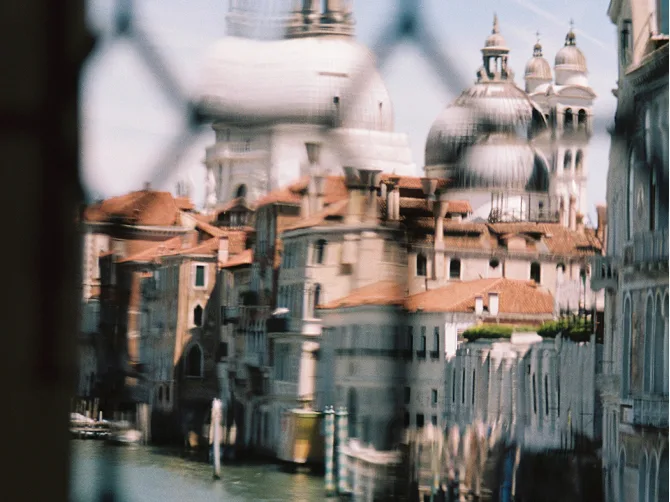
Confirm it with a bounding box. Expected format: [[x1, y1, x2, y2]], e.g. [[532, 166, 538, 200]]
[[431, 389, 438, 407], [158, 386, 163, 403], [416, 414, 425, 429], [452, 369, 456, 403], [544, 374, 549, 416], [577, 109, 587, 131], [194, 265, 206, 288], [530, 262, 541, 283], [235, 184, 247, 199], [564, 108, 573, 130], [489, 258, 500, 269], [403, 411, 410, 428], [653, 294, 666, 394], [431, 415, 438, 426], [193, 305, 203, 327], [620, 19, 632, 66], [563, 150, 572, 171], [532, 373, 537, 415], [471, 370, 476, 405], [461, 369, 466, 404], [418, 328, 426, 359], [644, 295, 654, 392], [404, 387, 411, 405], [638, 453, 648, 502], [628, 150, 636, 240], [185, 344, 203, 378], [407, 327, 413, 355], [575, 150, 583, 172], [165, 385, 170, 403], [313, 283, 322, 312], [432, 327, 440, 358], [622, 297, 632, 397], [314, 239, 327, 265], [449, 258, 461, 279], [650, 168, 657, 231], [416, 252, 427, 276]]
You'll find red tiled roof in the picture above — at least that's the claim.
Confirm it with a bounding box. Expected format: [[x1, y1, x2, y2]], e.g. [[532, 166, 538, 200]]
[[83, 190, 181, 226], [283, 199, 349, 232], [175, 197, 195, 211], [446, 200, 472, 214], [117, 236, 183, 263], [405, 278, 554, 315], [219, 248, 253, 269], [194, 219, 226, 238], [215, 197, 254, 213], [317, 281, 405, 310]]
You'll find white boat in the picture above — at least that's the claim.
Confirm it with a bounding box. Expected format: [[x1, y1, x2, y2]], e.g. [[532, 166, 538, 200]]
[[107, 428, 143, 445]]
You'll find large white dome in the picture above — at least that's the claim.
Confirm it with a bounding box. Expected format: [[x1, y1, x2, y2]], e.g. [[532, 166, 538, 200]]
[[199, 35, 394, 131]]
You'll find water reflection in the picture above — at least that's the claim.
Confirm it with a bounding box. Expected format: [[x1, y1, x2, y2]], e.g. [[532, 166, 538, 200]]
[[70, 441, 323, 502]]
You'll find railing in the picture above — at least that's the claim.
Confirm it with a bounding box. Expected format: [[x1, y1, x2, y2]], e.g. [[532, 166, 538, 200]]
[[630, 229, 669, 266], [590, 256, 618, 291], [632, 395, 669, 428]]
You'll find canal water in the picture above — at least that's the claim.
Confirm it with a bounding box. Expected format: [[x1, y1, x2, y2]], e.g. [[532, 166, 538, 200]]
[[70, 440, 323, 502]]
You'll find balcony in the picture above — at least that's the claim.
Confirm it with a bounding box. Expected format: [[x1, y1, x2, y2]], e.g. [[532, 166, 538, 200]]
[[632, 395, 668, 428], [626, 230, 669, 268], [267, 316, 322, 337], [590, 256, 618, 291]]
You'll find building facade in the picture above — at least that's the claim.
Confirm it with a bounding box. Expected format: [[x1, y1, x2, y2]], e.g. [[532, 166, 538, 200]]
[[593, 1, 669, 501]]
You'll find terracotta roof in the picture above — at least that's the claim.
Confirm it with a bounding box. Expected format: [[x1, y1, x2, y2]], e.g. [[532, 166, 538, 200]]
[[446, 200, 472, 214], [175, 197, 195, 211], [317, 281, 405, 310], [83, 190, 181, 226], [219, 248, 253, 269], [117, 236, 183, 264], [255, 186, 302, 207], [405, 278, 554, 315], [283, 199, 349, 232], [256, 176, 349, 208], [165, 238, 219, 257], [215, 197, 254, 213], [194, 219, 226, 238]]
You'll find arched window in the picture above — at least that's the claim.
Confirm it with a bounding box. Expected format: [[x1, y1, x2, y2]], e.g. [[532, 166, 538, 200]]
[[648, 454, 658, 502], [556, 263, 566, 284], [532, 373, 538, 415], [313, 283, 322, 312], [575, 150, 583, 172], [530, 262, 541, 283], [578, 109, 587, 130], [544, 374, 549, 416], [659, 449, 669, 501], [416, 253, 427, 277], [644, 295, 654, 392], [622, 297, 632, 397], [193, 305, 203, 327], [638, 452, 648, 502], [449, 258, 461, 279], [165, 384, 170, 403], [185, 344, 203, 378], [628, 150, 636, 240], [650, 168, 657, 231], [235, 184, 247, 198], [314, 239, 327, 265], [653, 294, 665, 394], [564, 108, 574, 129], [158, 386, 163, 403], [347, 388, 358, 438], [618, 450, 626, 502], [564, 150, 573, 171]]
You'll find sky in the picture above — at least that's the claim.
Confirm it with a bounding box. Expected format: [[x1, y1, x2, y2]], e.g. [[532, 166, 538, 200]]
[[82, 0, 618, 223]]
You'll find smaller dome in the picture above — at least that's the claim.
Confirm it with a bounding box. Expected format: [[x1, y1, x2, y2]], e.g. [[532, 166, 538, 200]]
[[454, 136, 548, 192], [555, 28, 587, 72], [525, 36, 552, 81], [525, 56, 552, 80]]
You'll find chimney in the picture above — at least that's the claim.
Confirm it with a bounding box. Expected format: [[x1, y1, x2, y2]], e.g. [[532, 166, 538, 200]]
[[218, 237, 229, 265], [489, 292, 499, 316], [576, 212, 585, 234], [384, 178, 399, 221], [568, 195, 577, 231], [344, 167, 363, 224], [358, 168, 382, 223], [143, 181, 151, 191], [475, 296, 483, 315]]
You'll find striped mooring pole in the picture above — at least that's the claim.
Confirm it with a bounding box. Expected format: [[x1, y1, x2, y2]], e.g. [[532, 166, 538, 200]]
[[335, 406, 349, 495], [324, 406, 336, 496]]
